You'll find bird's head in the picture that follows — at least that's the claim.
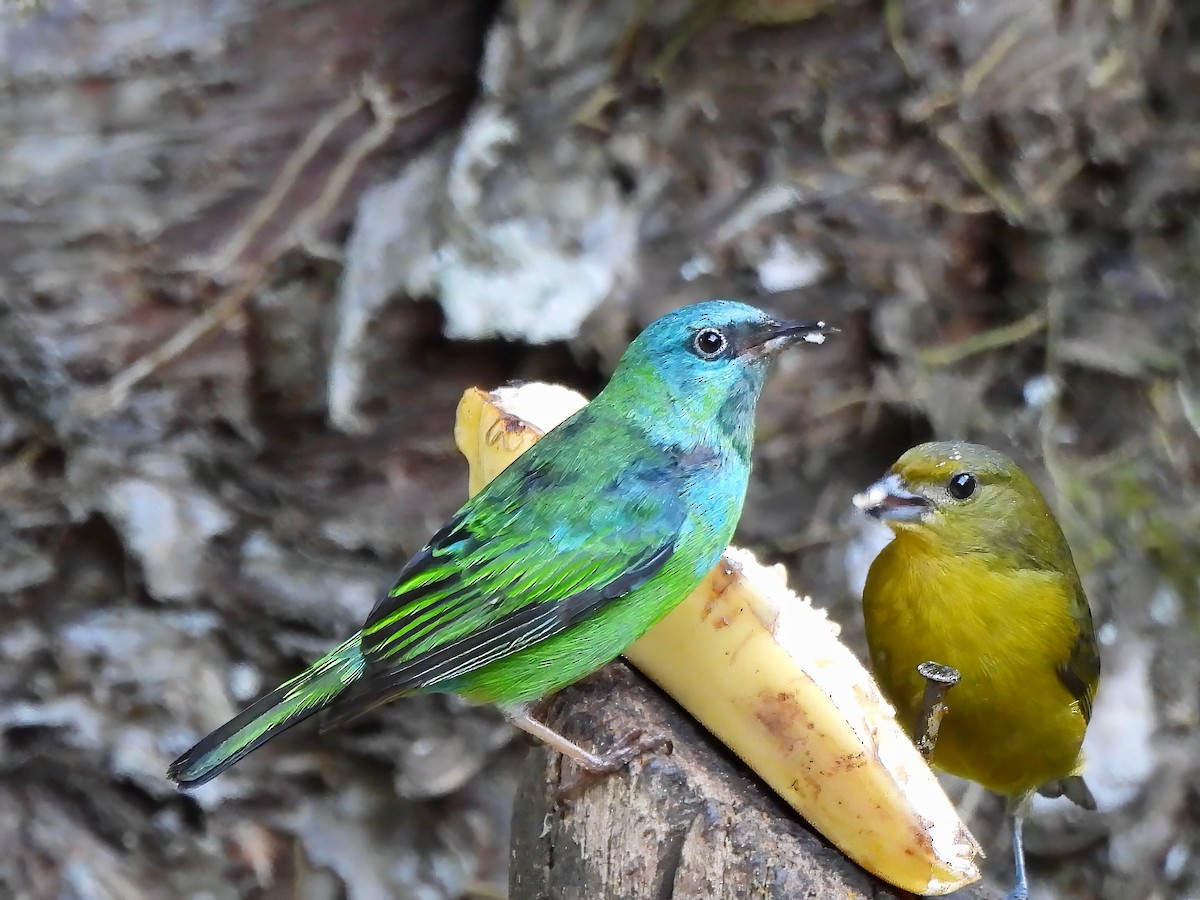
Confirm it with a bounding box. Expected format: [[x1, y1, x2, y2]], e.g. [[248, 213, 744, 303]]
[[853, 441, 1070, 564], [612, 300, 835, 427]]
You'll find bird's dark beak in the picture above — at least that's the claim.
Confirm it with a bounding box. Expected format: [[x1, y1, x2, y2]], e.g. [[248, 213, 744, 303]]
[[742, 319, 838, 358], [853, 473, 930, 522]]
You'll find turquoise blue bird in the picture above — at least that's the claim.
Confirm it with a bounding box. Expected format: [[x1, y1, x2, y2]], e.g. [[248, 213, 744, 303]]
[[167, 301, 834, 787]]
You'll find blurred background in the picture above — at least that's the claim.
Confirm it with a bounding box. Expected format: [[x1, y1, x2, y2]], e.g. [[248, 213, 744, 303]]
[[1, 0, 1198, 897]]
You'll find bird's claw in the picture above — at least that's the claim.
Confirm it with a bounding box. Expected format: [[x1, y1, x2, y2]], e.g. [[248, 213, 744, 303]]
[[553, 729, 672, 802], [580, 728, 673, 774]]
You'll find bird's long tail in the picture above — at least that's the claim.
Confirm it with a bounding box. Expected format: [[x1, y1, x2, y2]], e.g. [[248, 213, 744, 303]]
[[167, 636, 366, 788]]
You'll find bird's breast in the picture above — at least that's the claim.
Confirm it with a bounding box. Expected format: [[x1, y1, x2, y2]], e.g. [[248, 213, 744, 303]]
[[862, 538, 1089, 795]]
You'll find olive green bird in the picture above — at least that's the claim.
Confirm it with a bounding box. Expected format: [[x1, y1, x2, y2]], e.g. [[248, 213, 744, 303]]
[[855, 442, 1100, 900], [168, 301, 834, 788]]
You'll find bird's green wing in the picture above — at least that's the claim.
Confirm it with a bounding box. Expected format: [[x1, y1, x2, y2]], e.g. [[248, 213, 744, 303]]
[[1056, 583, 1100, 722], [330, 446, 687, 722]]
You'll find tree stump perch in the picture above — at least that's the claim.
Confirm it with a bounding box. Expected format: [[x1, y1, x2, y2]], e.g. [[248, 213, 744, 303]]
[[509, 663, 995, 899]]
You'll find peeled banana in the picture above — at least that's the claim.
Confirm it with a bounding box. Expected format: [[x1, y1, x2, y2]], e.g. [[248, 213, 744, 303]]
[[454, 383, 981, 895]]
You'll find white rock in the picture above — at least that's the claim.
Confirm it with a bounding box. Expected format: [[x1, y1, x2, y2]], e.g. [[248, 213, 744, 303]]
[[102, 456, 233, 602], [756, 237, 828, 293]]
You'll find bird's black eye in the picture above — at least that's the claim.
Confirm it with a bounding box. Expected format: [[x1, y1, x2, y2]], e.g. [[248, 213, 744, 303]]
[[692, 327, 727, 360], [947, 472, 977, 500]]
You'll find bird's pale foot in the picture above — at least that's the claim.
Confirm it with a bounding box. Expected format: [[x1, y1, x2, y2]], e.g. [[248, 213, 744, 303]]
[[1003, 888, 1029, 900], [553, 729, 673, 801], [503, 705, 672, 799]]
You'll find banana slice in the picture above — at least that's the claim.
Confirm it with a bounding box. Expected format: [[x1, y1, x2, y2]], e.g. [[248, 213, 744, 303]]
[[454, 383, 981, 895], [454, 383, 588, 496]]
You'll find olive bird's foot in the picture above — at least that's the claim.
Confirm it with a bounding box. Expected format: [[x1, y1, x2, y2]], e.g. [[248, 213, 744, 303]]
[[1006, 796, 1032, 900]]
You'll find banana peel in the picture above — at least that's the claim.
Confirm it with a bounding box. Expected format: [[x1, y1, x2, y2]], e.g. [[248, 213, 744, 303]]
[[453, 383, 981, 895]]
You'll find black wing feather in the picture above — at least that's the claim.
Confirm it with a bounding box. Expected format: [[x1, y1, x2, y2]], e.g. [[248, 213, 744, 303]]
[[322, 538, 675, 728]]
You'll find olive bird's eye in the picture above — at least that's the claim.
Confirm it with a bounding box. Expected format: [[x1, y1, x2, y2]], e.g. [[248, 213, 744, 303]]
[[948, 472, 977, 500], [692, 328, 727, 359]]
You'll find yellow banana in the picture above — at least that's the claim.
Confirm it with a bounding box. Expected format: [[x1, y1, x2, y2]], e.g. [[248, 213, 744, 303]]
[[454, 383, 981, 895]]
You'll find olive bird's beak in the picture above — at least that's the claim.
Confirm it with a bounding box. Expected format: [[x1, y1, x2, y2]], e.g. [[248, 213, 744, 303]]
[[743, 319, 838, 358], [853, 473, 930, 522]]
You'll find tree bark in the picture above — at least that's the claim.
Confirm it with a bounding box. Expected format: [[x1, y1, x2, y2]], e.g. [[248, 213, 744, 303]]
[[4, 0, 1198, 896]]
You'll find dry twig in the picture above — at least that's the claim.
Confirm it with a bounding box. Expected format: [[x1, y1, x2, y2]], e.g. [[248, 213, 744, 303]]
[[917, 310, 1047, 369], [67, 78, 446, 426]]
